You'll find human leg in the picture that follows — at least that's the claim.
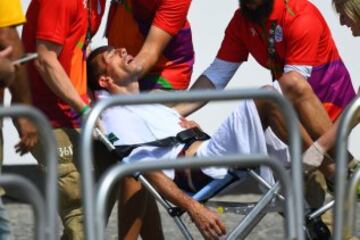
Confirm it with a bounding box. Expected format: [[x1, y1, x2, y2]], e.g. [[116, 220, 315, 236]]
[[117, 176, 163, 240], [140, 195, 164, 240], [278, 72, 333, 139], [31, 128, 84, 240], [196, 100, 268, 167]]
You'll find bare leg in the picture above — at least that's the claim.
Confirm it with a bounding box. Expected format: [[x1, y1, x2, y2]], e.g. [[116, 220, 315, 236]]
[[140, 195, 164, 240], [278, 72, 333, 139], [255, 96, 313, 150], [117, 176, 164, 240], [118, 177, 146, 240], [254, 87, 335, 178]]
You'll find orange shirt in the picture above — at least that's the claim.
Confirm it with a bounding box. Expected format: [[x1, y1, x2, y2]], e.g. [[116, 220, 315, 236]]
[[22, 0, 103, 128], [106, 0, 194, 91]]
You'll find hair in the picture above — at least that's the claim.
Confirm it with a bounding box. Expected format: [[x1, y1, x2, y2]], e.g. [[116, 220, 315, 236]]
[[239, 0, 274, 24], [87, 45, 114, 91], [333, 0, 360, 25]]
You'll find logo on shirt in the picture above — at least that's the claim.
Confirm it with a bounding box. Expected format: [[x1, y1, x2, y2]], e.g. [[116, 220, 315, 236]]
[[83, 0, 87, 8], [275, 25, 283, 42]]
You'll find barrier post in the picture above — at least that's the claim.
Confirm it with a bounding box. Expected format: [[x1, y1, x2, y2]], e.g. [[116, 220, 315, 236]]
[[79, 89, 303, 240]]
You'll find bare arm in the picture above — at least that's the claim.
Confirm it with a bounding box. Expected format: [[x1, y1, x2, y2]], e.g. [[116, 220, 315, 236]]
[[133, 25, 172, 77], [316, 90, 360, 152], [35, 40, 87, 113], [145, 171, 226, 239], [0, 27, 31, 104], [0, 27, 38, 155], [0, 47, 15, 87], [173, 75, 216, 117], [117, 25, 173, 82]]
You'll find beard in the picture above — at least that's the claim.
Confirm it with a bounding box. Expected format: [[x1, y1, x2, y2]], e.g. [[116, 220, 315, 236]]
[[239, 0, 274, 24]]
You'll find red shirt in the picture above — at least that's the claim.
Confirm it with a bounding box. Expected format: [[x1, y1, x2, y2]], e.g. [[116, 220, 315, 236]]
[[106, 0, 194, 91], [22, 0, 104, 128], [217, 0, 355, 120]]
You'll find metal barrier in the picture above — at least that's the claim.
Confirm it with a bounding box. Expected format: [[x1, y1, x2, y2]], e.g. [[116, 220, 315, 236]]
[[346, 166, 360, 236], [0, 105, 58, 240], [0, 174, 45, 240], [95, 155, 295, 240], [79, 89, 304, 240], [333, 96, 360, 240]]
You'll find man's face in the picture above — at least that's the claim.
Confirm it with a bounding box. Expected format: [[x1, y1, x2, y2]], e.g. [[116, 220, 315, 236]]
[[239, 0, 274, 23], [338, 7, 360, 37], [99, 48, 135, 86]]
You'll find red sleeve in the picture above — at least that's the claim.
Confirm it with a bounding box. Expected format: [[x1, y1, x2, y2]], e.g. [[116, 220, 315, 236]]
[[217, 10, 249, 63], [36, 0, 75, 45], [90, 0, 106, 35], [285, 14, 323, 65], [152, 0, 191, 35]]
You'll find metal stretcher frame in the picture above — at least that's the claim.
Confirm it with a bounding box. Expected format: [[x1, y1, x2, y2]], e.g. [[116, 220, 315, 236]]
[[94, 129, 289, 239], [333, 96, 360, 240], [79, 88, 304, 240], [347, 164, 360, 236], [95, 155, 294, 240], [0, 105, 58, 240], [0, 174, 45, 240]]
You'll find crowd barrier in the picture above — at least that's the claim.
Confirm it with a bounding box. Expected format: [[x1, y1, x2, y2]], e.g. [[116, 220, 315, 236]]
[[0, 105, 58, 240], [79, 89, 304, 240], [333, 96, 360, 239]]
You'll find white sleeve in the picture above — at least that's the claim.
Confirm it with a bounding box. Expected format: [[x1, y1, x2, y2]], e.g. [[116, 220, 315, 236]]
[[284, 64, 312, 79], [202, 58, 242, 89]]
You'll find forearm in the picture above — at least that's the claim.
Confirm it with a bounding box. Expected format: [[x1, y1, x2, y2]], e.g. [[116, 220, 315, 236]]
[[316, 122, 338, 152], [36, 57, 87, 112], [145, 171, 200, 211], [0, 27, 32, 104], [0, 58, 14, 87], [130, 48, 158, 79], [173, 75, 216, 117], [131, 25, 172, 79]]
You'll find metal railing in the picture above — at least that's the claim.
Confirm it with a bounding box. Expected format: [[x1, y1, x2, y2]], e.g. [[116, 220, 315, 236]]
[[0, 174, 45, 240], [95, 155, 294, 240], [333, 96, 360, 240], [79, 89, 304, 240], [0, 105, 58, 240]]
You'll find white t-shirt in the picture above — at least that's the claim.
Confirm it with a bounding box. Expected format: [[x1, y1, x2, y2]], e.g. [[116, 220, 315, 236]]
[[96, 91, 270, 182], [97, 90, 187, 179]]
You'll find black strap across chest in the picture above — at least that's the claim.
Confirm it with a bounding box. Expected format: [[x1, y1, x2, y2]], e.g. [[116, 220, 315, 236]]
[[111, 127, 211, 160]]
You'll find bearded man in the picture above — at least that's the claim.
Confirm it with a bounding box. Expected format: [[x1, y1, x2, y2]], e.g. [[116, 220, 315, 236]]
[[174, 0, 356, 234]]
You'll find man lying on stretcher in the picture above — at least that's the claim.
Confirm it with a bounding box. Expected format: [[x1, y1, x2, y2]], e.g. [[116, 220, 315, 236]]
[[86, 46, 320, 240]]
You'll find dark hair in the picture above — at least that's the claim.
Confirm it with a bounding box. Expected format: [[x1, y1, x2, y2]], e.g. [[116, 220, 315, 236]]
[[239, 0, 274, 24], [87, 45, 114, 91]]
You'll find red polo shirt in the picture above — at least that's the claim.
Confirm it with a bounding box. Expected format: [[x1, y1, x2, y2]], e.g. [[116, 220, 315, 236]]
[[106, 0, 194, 91], [217, 0, 355, 120], [22, 0, 105, 128]]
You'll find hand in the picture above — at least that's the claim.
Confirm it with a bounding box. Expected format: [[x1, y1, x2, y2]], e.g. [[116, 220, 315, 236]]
[[188, 202, 226, 239], [80, 105, 105, 139], [178, 117, 201, 129], [14, 117, 38, 155]]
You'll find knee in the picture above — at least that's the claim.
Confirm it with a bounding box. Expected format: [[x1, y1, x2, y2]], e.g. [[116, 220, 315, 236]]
[[279, 71, 314, 100], [255, 98, 274, 127], [256, 85, 277, 115]]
